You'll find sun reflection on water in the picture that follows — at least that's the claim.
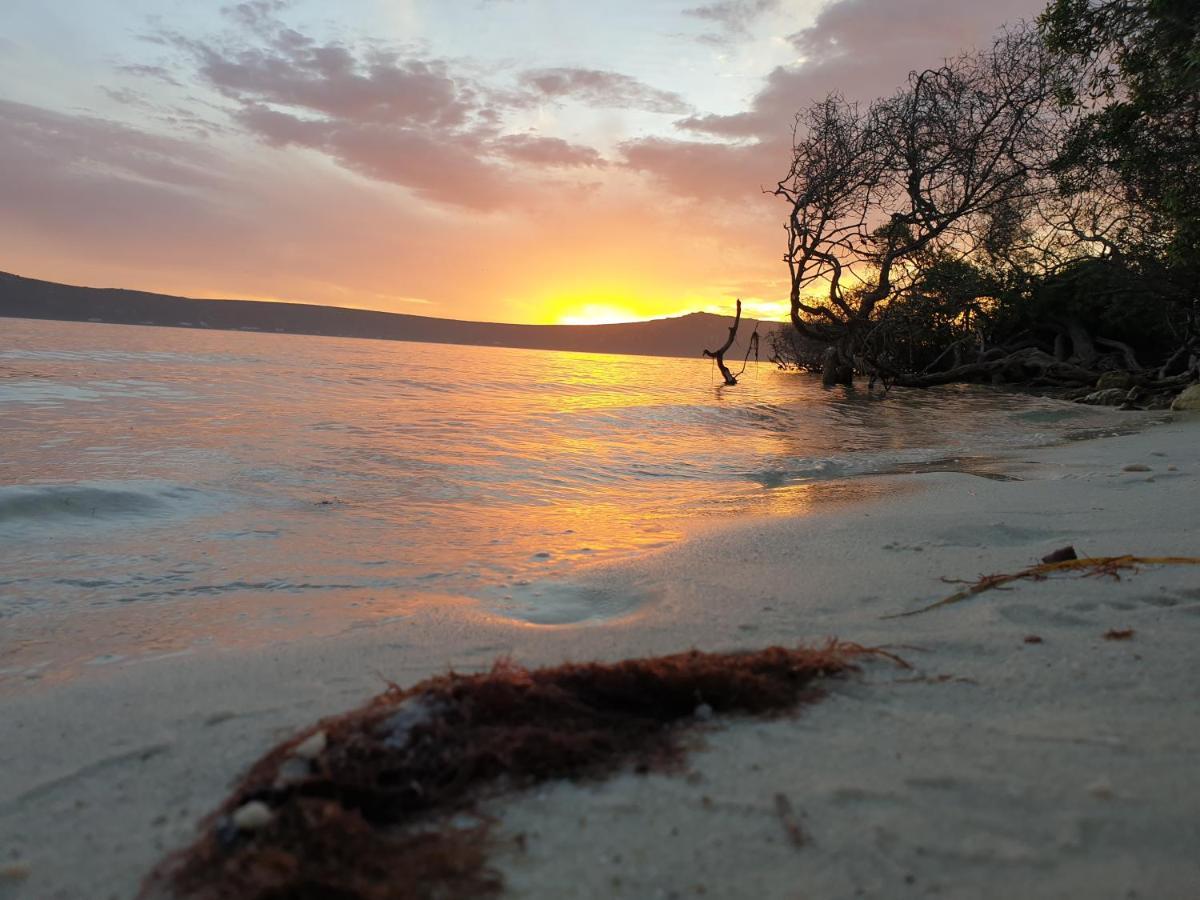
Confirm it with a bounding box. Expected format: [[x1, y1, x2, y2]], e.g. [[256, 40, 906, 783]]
[[0, 318, 1157, 686]]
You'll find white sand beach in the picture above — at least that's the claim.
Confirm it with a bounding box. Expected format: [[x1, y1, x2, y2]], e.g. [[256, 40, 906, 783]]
[[3, 415, 1199, 899]]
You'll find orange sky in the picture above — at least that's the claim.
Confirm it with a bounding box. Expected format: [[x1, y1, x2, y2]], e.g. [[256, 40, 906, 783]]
[[0, 0, 1045, 325]]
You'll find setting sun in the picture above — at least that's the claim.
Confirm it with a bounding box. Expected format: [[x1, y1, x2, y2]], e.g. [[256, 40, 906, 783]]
[[534, 282, 690, 325], [554, 302, 648, 325]]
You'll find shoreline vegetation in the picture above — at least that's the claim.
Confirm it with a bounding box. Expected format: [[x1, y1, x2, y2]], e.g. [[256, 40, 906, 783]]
[[755, 2, 1198, 413]]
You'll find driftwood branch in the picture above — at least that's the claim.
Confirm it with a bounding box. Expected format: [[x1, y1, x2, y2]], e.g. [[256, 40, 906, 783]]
[[704, 299, 743, 385], [884, 555, 1200, 619]]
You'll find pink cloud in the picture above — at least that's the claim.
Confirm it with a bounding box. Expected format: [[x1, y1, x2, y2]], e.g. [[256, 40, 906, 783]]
[[633, 0, 1048, 203], [163, 10, 650, 211], [493, 134, 606, 169], [0, 98, 226, 209], [517, 68, 691, 115], [620, 137, 777, 202], [196, 44, 475, 128]]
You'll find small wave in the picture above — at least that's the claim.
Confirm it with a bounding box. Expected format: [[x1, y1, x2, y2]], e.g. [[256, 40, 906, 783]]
[[0, 348, 253, 365], [0, 379, 191, 407], [738, 448, 958, 488], [0, 481, 224, 532]]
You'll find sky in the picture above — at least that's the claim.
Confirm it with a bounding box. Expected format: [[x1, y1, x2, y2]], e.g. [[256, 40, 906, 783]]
[[0, 0, 1047, 324]]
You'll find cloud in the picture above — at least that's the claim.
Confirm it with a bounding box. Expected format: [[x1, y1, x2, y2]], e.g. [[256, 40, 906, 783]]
[[0, 93, 503, 310], [518, 68, 691, 115], [116, 63, 184, 87], [0, 98, 221, 197], [229, 102, 524, 209], [680, 0, 1046, 140], [195, 43, 476, 128], [174, 31, 508, 208], [684, 0, 781, 44], [632, 0, 1047, 203], [220, 0, 290, 33], [620, 136, 775, 202], [493, 134, 605, 168], [151, 6, 648, 210], [0, 97, 238, 268]]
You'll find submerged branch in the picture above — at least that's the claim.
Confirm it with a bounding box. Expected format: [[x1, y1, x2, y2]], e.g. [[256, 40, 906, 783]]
[[704, 299, 744, 385]]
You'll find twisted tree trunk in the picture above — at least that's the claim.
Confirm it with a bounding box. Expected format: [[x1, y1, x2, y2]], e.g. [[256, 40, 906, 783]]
[[820, 344, 854, 386]]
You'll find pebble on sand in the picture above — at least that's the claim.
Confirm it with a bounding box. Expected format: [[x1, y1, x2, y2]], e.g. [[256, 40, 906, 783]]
[[1086, 778, 1114, 799], [292, 730, 327, 760], [231, 801, 273, 831], [274, 756, 311, 787]]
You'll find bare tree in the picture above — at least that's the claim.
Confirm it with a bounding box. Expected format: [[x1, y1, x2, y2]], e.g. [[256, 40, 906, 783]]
[[774, 27, 1066, 385]]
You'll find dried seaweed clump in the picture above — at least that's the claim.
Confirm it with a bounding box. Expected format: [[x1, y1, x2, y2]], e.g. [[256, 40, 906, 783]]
[[140, 642, 873, 900]]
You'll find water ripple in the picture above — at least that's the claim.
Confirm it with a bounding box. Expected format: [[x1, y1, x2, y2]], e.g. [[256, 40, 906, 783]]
[[0, 319, 1158, 622]]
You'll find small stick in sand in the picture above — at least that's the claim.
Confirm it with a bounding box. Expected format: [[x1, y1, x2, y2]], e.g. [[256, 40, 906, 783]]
[[773, 793, 807, 848]]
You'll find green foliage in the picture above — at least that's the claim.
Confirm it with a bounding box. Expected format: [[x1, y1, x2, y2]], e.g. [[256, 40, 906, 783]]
[[865, 259, 1006, 374], [994, 256, 1184, 355], [1040, 0, 1200, 268], [1025, 260, 1135, 328]]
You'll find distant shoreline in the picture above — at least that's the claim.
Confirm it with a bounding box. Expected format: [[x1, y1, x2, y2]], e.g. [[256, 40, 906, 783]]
[[0, 271, 767, 361]]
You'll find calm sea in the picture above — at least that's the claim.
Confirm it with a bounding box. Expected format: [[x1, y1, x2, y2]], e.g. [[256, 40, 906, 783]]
[[1, 317, 1140, 638]]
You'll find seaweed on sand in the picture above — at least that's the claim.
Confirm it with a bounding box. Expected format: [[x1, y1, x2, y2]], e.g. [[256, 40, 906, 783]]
[[141, 642, 891, 900], [883, 555, 1200, 619]]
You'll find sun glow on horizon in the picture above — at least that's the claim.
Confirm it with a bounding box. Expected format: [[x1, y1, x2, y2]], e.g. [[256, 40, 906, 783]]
[[536, 284, 690, 325], [550, 295, 791, 326], [554, 303, 653, 326], [702, 298, 790, 321]]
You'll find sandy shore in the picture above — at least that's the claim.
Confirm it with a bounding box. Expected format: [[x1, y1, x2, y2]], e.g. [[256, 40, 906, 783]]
[[2, 414, 1198, 899]]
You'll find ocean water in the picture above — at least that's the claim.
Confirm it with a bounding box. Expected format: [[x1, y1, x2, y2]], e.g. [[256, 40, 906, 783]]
[[1, 317, 1144, 638]]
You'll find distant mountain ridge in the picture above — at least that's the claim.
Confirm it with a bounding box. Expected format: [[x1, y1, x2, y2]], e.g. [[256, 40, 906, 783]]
[[0, 271, 768, 360]]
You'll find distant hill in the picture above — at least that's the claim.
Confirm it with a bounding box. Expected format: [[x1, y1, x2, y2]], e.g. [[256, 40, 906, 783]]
[[0, 271, 770, 360]]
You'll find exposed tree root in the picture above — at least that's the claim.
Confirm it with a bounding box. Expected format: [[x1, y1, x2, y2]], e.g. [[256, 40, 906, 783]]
[[892, 347, 1102, 388], [140, 642, 896, 900], [884, 555, 1200, 619]]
